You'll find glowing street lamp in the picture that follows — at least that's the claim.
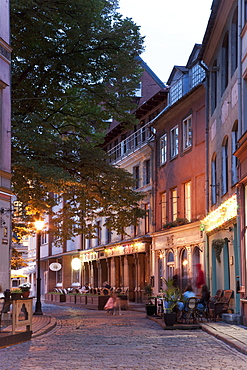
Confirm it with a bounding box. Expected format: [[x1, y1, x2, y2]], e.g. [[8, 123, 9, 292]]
[[34, 219, 45, 315]]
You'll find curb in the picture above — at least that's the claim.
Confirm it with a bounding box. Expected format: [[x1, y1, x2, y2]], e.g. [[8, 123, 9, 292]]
[[200, 324, 247, 356], [32, 317, 57, 338]]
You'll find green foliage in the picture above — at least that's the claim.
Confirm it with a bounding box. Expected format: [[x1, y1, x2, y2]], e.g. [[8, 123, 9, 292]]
[[162, 278, 182, 313], [144, 284, 153, 297], [212, 238, 225, 263], [163, 218, 189, 229], [10, 0, 146, 240], [11, 248, 28, 270]]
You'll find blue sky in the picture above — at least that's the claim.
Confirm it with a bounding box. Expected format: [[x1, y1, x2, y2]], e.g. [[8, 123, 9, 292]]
[[119, 0, 212, 84]]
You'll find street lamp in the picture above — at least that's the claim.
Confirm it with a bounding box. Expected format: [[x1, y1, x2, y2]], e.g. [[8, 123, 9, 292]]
[[34, 219, 45, 315]]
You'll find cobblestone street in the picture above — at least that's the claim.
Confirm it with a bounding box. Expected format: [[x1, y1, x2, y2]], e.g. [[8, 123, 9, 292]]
[[1, 303, 247, 370]]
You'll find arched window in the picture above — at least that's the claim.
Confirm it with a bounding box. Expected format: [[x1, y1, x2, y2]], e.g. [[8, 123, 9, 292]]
[[221, 32, 229, 95], [181, 249, 188, 290], [222, 137, 228, 195], [211, 153, 217, 205], [167, 251, 174, 279]]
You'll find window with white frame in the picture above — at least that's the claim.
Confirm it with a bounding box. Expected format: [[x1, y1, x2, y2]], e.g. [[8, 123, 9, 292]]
[[222, 137, 228, 195], [160, 133, 167, 165], [191, 64, 206, 88], [167, 251, 174, 279], [183, 116, 192, 151], [170, 126, 178, 158], [171, 187, 178, 221], [184, 181, 191, 222], [161, 192, 167, 226]]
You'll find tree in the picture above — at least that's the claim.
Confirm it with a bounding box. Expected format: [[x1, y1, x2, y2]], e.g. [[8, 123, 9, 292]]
[[11, 248, 28, 270], [11, 0, 146, 239]]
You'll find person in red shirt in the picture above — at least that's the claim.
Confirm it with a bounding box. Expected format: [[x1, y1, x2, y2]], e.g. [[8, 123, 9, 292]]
[[195, 263, 205, 294]]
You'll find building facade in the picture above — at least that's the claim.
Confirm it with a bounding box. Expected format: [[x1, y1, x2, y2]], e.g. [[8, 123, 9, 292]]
[[151, 45, 207, 294], [200, 0, 240, 314], [0, 0, 12, 290]]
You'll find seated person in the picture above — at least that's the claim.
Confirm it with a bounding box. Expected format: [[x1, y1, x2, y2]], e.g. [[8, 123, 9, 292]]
[[80, 284, 90, 294], [197, 284, 210, 312], [177, 284, 196, 311]]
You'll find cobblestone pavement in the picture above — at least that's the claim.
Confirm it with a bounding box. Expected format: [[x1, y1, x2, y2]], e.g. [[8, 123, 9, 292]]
[[1, 303, 247, 370]]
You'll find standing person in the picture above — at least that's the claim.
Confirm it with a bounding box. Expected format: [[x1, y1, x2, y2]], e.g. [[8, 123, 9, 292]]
[[104, 293, 117, 315], [195, 263, 205, 294]]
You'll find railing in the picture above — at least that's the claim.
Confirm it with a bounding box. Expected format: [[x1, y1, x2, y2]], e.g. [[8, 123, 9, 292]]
[[107, 122, 153, 164]]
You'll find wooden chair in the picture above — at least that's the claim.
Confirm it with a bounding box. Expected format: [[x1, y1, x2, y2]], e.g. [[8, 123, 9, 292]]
[[209, 289, 233, 321], [182, 297, 198, 324]]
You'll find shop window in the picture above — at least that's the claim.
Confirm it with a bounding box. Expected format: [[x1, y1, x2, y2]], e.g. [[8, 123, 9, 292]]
[[183, 115, 192, 151], [211, 60, 218, 113], [222, 137, 228, 196], [211, 153, 217, 205], [160, 133, 167, 165], [184, 181, 191, 222], [170, 125, 178, 159], [161, 192, 167, 226], [171, 187, 178, 221], [231, 122, 238, 186], [56, 259, 62, 285], [221, 32, 229, 95], [231, 8, 238, 76]]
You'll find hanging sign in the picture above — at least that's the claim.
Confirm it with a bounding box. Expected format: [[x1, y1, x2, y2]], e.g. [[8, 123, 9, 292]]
[[49, 262, 62, 271]]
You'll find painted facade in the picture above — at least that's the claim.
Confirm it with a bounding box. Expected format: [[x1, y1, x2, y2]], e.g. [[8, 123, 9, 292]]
[[151, 45, 206, 294]]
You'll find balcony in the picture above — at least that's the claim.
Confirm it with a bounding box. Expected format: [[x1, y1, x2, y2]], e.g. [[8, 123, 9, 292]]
[[107, 122, 153, 164]]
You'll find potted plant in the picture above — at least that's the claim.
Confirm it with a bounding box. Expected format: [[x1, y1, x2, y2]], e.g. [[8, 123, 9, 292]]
[[11, 288, 22, 300], [162, 278, 182, 326], [144, 284, 156, 316], [19, 282, 31, 298]]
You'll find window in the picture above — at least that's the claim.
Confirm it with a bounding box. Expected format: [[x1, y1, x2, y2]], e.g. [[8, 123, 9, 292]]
[[170, 77, 183, 105], [211, 60, 218, 113], [221, 32, 229, 95], [144, 203, 150, 234], [231, 122, 238, 185], [170, 126, 178, 158], [231, 8, 238, 76], [191, 64, 206, 88], [167, 251, 174, 279], [106, 227, 112, 244], [143, 159, 151, 185], [222, 137, 228, 195], [171, 187, 178, 221], [160, 133, 167, 165], [133, 165, 140, 189], [161, 192, 167, 225], [183, 116, 192, 150], [184, 181, 191, 222], [211, 154, 217, 205]]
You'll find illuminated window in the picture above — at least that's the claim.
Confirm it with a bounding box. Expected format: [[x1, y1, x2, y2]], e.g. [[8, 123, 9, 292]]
[[161, 192, 167, 225], [185, 181, 191, 222], [171, 187, 178, 221], [144, 203, 150, 234]]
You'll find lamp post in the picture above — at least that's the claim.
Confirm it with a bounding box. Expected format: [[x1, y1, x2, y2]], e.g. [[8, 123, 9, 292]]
[[34, 219, 44, 315]]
